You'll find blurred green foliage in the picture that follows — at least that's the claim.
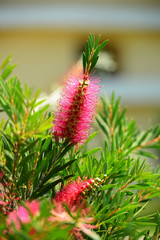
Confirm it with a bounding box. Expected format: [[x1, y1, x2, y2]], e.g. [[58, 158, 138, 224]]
[[0, 35, 160, 239]]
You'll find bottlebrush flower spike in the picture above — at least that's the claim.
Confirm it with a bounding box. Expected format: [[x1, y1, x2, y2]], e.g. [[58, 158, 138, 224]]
[[54, 178, 95, 208], [53, 34, 108, 144], [53, 74, 100, 144]]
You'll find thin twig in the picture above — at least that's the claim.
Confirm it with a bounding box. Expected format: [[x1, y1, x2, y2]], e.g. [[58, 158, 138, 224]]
[[135, 135, 160, 151]]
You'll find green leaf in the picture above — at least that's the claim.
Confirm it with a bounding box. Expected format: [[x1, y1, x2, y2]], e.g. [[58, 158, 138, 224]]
[[91, 47, 100, 66], [0, 96, 13, 121], [127, 183, 154, 190], [96, 116, 109, 139], [76, 131, 99, 154], [0, 163, 12, 178], [38, 116, 54, 132], [85, 41, 89, 64], [57, 143, 73, 161], [19, 152, 36, 168], [89, 33, 93, 52], [83, 52, 86, 74], [20, 139, 39, 154], [1, 130, 13, 151], [100, 184, 115, 190], [83, 147, 101, 157], [41, 159, 76, 185], [4, 149, 14, 162], [98, 39, 109, 52], [89, 56, 99, 73], [0, 55, 12, 71], [112, 97, 120, 121], [135, 150, 157, 159], [33, 158, 48, 181], [94, 34, 101, 48], [1, 130, 14, 148], [111, 91, 115, 106], [1, 64, 16, 80], [0, 77, 10, 98], [75, 162, 83, 177], [103, 212, 128, 224], [33, 174, 73, 198], [18, 170, 34, 186]]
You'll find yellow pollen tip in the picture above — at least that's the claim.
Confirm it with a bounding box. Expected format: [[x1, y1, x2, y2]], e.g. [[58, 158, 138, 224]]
[[79, 79, 90, 86]]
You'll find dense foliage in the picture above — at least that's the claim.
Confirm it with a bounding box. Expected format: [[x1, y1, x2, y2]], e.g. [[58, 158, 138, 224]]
[[0, 35, 160, 240]]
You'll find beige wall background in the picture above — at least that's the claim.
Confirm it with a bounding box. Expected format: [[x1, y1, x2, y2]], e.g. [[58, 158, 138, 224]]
[[0, 0, 160, 130], [0, 31, 160, 91]]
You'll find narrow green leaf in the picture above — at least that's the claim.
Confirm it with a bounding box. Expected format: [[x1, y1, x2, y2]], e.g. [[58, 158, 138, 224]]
[[19, 152, 36, 168], [88, 33, 93, 52], [83, 147, 101, 157], [1, 64, 16, 80], [75, 162, 83, 177], [89, 56, 99, 73], [33, 174, 73, 198], [94, 34, 101, 48], [57, 143, 73, 161], [18, 170, 33, 186], [111, 91, 115, 106], [135, 150, 157, 159], [20, 139, 39, 154], [0, 77, 10, 98], [1, 130, 14, 148], [0, 55, 12, 71], [4, 149, 14, 162], [0, 96, 13, 121], [0, 163, 12, 178], [33, 159, 48, 181], [96, 116, 109, 139], [85, 41, 89, 64], [98, 39, 109, 52], [83, 52, 86, 74], [101, 184, 115, 190], [42, 159, 76, 185]]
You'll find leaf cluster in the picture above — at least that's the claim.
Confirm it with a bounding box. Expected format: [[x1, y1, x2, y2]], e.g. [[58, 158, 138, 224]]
[[0, 36, 160, 240], [83, 33, 108, 75], [0, 57, 76, 207]]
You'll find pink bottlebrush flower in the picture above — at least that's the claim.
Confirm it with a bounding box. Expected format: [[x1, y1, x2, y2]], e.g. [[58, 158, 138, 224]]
[[49, 201, 99, 240], [7, 211, 21, 230], [7, 206, 30, 228], [54, 178, 95, 208], [16, 206, 31, 223], [26, 200, 40, 217], [53, 73, 100, 144], [6, 202, 39, 233]]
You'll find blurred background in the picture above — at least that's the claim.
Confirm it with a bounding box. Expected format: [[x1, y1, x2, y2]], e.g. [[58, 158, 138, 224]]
[[0, 0, 160, 213], [0, 0, 159, 129], [0, 0, 160, 129], [0, 0, 160, 131]]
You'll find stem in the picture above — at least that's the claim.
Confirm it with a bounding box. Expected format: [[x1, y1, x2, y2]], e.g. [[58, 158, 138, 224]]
[[108, 207, 120, 217], [154, 232, 160, 240], [120, 179, 131, 191], [135, 135, 160, 151]]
